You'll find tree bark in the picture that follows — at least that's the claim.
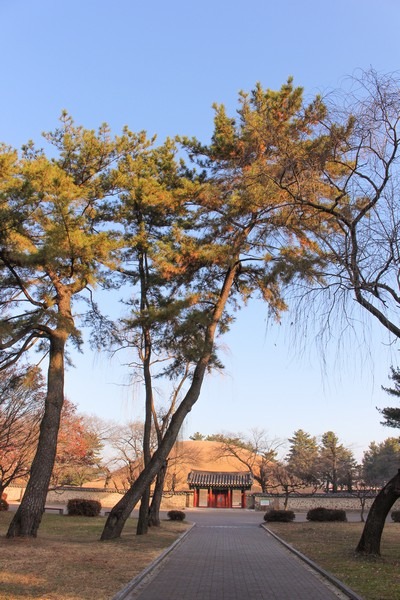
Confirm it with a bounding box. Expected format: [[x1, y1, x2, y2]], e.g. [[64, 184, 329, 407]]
[[134, 249, 154, 537], [283, 487, 289, 510], [148, 461, 168, 527], [7, 333, 66, 537], [100, 261, 241, 540], [136, 485, 151, 535], [100, 366, 206, 540], [356, 469, 400, 555]]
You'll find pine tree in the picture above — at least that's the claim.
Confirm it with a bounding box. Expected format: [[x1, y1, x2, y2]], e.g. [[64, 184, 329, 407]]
[[286, 429, 319, 486], [101, 80, 328, 540], [379, 367, 400, 429], [0, 114, 140, 537]]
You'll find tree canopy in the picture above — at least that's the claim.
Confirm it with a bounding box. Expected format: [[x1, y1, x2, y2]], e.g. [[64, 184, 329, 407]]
[[1, 115, 141, 537], [2, 72, 400, 548]]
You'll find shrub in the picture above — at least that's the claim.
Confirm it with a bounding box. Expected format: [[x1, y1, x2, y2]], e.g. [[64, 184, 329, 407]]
[[391, 510, 400, 522], [263, 509, 295, 523], [67, 498, 101, 517], [0, 497, 9, 511], [307, 507, 347, 522], [167, 510, 185, 521]]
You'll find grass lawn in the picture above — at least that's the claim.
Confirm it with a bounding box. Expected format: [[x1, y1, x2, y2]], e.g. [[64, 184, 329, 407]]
[[267, 520, 400, 600], [0, 512, 188, 600], [2, 512, 400, 600]]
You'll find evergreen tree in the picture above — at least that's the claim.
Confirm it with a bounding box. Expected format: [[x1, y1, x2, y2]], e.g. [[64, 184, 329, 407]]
[[0, 115, 140, 537], [379, 367, 400, 429], [112, 137, 201, 533], [286, 429, 319, 486], [362, 438, 400, 488], [189, 432, 205, 441], [317, 431, 356, 493], [101, 80, 327, 540]]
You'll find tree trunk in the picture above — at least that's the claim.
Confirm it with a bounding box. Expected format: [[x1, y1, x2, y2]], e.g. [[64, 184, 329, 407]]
[[100, 260, 240, 541], [332, 469, 338, 493], [356, 469, 400, 555], [148, 461, 168, 527], [136, 485, 151, 535], [7, 334, 66, 537], [135, 249, 154, 537], [100, 371, 204, 540], [359, 496, 366, 523], [283, 488, 289, 510]]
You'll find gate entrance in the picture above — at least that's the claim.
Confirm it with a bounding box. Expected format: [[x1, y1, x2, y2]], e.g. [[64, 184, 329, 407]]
[[188, 470, 253, 509]]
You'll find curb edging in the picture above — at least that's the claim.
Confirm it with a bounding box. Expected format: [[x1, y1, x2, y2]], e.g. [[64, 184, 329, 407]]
[[261, 523, 364, 600], [112, 523, 196, 600]]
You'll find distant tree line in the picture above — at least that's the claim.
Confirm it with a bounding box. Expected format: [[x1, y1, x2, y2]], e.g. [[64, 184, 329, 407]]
[[190, 428, 400, 499]]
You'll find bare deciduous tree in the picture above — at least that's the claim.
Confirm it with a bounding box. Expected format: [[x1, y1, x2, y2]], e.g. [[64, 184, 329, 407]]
[[209, 429, 282, 492], [271, 70, 400, 555], [0, 365, 44, 496]]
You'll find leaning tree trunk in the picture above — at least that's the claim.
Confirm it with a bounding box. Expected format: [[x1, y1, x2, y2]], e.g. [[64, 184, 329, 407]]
[[100, 261, 240, 541], [100, 366, 206, 540], [148, 461, 168, 527], [356, 469, 400, 555], [7, 333, 66, 538]]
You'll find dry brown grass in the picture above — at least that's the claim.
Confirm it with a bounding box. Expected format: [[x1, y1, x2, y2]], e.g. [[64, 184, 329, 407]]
[[267, 521, 400, 600], [0, 512, 188, 600]]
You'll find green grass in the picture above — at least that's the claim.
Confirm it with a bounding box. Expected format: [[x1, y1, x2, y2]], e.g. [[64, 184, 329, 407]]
[[267, 521, 400, 600]]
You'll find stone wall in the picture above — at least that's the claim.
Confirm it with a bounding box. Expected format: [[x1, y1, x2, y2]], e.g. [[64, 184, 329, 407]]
[[249, 493, 400, 512], [46, 487, 125, 508], [3, 486, 24, 502], [6, 485, 194, 510], [7, 485, 400, 513]]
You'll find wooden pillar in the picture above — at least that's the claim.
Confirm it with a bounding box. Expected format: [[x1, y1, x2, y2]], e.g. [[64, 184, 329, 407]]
[[227, 488, 232, 508], [241, 489, 246, 508], [193, 488, 198, 508]]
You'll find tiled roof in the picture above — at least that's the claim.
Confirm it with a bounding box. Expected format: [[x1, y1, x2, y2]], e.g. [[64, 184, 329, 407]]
[[187, 470, 253, 489]]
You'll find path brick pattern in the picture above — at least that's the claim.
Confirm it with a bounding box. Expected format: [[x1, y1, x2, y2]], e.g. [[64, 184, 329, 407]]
[[127, 515, 348, 600]]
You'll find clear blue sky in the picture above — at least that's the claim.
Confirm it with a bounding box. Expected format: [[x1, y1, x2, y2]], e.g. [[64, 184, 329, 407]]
[[1, 0, 400, 460]]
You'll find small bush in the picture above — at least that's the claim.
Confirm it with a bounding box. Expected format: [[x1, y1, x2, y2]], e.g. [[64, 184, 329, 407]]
[[167, 510, 185, 521], [0, 497, 9, 511], [307, 507, 347, 522], [264, 509, 295, 522], [67, 498, 101, 517], [391, 510, 400, 522]]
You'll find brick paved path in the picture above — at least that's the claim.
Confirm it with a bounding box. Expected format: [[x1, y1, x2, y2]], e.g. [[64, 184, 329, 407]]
[[121, 510, 353, 600]]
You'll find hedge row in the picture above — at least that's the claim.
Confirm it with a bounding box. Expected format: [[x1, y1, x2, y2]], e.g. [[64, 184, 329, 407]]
[[167, 510, 186, 521], [306, 507, 347, 522], [263, 507, 349, 523], [263, 510, 295, 522], [67, 498, 101, 517]]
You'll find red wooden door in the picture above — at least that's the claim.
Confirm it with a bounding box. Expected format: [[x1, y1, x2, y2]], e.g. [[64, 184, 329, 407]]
[[216, 492, 227, 508]]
